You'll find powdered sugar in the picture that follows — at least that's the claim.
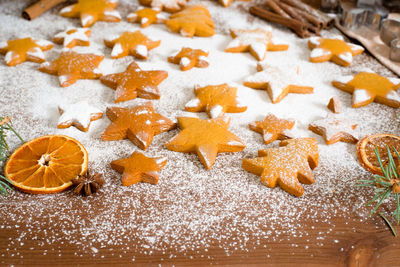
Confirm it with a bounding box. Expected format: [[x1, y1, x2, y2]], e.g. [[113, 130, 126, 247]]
[[0, 0, 398, 263]]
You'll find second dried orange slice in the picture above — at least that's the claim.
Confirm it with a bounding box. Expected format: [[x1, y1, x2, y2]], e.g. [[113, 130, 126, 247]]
[[4, 135, 88, 194], [357, 133, 400, 175]]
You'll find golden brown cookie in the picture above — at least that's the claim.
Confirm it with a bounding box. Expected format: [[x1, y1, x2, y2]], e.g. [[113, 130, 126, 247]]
[[38, 50, 103, 87], [164, 5, 215, 37], [110, 151, 167, 186], [225, 29, 289, 61], [127, 8, 166, 28], [218, 0, 250, 7], [165, 116, 245, 170], [57, 101, 103, 132], [184, 84, 247, 118], [308, 36, 364, 67], [101, 102, 176, 150], [327, 96, 341, 114], [243, 63, 313, 103], [0, 37, 53, 66], [53, 27, 91, 49], [249, 113, 295, 144], [308, 115, 358, 145], [242, 138, 319, 197], [104, 30, 160, 59], [168, 47, 209, 71], [138, 0, 189, 13], [100, 61, 168, 103], [332, 70, 400, 108], [59, 0, 121, 27]]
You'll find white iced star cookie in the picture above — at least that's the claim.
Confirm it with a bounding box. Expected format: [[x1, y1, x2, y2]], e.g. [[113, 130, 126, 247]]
[[225, 28, 289, 61], [243, 63, 313, 104], [308, 36, 364, 67], [53, 27, 91, 49], [58, 101, 103, 132], [332, 68, 400, 108], [308, 115, 359, 145]]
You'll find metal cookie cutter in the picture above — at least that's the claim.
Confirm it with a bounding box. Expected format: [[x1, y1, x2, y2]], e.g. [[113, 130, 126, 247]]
[[340, 5, 368, 29], [390, 38, 400, 62], [380, 19, 400, 45]]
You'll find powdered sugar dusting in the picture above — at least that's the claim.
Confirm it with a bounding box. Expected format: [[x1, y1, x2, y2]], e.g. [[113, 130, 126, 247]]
[[0, 0, 398, 263]]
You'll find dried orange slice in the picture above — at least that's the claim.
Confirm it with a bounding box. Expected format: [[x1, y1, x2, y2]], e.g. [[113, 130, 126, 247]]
[[4, 135, 88, 194], [357, 133, 400, 175]]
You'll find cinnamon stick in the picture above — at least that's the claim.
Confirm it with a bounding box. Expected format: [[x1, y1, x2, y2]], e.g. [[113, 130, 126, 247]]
[[22, 0, 66, 20], [275, 1, 320, 34], [265, 0, 291, 19], [250, 6, 310, 38], [280, 0, 334, 29]]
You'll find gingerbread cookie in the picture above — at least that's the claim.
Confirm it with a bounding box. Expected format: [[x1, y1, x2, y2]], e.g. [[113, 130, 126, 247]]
[[249, 113, 295, 144], [110, 151, 167, 186], [308, 36, 364, 67], [225, 29, 289, 61], [168, 47, 209, 71], [332, 70, 400, 108], [242, 138, 319, 197], [218, 0, 250, 7], [100, 61, 168, 103], [53, 27, 91, 49], [243, 63, 313, 103], [184, 84, 247, 118], [60, 0, 121, 27], [102, 102, 176, 150], [308, 115, 358, 145], [0, 37, 53, 66], [38, 50, 103, 87], [139, 0, 189, 13], [58, 101, 103, 132], [327, 96, 341, 114], [165, 116, 245, 170], [165, 5, 215, 38], [127, 8, 166, 28], [104, 31, 160, 59]]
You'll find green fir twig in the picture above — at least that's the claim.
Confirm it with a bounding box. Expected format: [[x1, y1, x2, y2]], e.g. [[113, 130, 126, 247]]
[[0, 116, 24, 196], [358, 146, 400, 236]]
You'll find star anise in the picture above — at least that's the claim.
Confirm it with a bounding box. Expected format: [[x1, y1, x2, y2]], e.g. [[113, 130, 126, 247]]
[[72, 171, 104, 196]]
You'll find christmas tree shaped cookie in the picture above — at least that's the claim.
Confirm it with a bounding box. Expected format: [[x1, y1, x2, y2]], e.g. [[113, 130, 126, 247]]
[[242, 138, 319, 197]]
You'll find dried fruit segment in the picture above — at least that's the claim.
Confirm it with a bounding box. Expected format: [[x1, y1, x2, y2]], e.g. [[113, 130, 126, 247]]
[[4, 135, 88, 194]]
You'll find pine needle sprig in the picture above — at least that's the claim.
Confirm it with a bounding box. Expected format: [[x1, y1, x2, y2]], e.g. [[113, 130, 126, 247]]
[[0, 116, 24, 196], [357, 146, 400, 236]]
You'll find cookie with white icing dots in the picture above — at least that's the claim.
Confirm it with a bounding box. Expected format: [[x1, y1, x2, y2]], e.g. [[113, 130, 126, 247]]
[[104, 31, 160, 59], [58, 101, 103, 132], [225, 28, 289, 61], [168, 47, 209, 71], [308, 36, 364, 67], [53, 27, 91, 49], [127, 7, 166, 28], [138, 0, 189, 13], [0, 37, 53, 66], [332, 69, 400, 108]]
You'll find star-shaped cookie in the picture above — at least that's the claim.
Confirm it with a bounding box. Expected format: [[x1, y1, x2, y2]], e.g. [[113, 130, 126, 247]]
[[165, 116, 245, 170], [0, 37, 53, 66], [127, 8, 166, 28], [225, 29, 289, 61], [138, 0, 189, 13], [57, 101, 103, 132], [243, 63, 314, 103], [308, 36, 364, 67], [104, 31, 160, 59], [165, 5, 215, 38], [218, 0, 250, 7], [53, 27, 91, 49], [332, 70, 400, 108], [100, 61, 168, 103], [110, 151, 167, 186], [184, 84, 247, 118], [242, 138, 319, 197], [249, 113, 295, 144], [101, 102, 176, 150], [308, 115, 358, 145], [59, 0, 121, 28], [168, 47, 209, 71], [38, 50, 103, 87]]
